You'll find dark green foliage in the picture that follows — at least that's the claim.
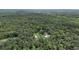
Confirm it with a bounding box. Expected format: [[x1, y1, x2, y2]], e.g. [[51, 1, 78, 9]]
[[0, 13, 79, 50]]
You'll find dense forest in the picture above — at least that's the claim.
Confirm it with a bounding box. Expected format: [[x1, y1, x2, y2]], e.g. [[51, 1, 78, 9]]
[[0, 10, 79, 50]]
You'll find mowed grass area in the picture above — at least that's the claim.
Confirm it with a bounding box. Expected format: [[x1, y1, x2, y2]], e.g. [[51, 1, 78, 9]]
[[0, 13, 79, 50]]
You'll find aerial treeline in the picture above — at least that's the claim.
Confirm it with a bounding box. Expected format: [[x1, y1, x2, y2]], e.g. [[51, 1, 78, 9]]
[[0, 13, 79, 50]]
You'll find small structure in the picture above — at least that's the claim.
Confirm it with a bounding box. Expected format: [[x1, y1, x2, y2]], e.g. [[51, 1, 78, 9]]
[[34, 34, 38, 39], [34, 33, 41, 40], [44, 32, 50, 38], [34, 32, 50, 40], [34, 27, 51, 40]]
